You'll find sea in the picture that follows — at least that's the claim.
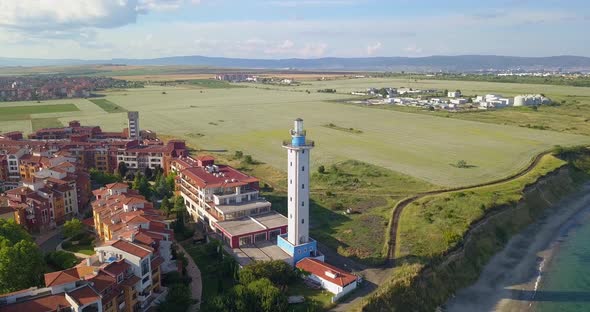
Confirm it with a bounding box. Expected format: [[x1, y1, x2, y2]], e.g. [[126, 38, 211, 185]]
[[535, 206, 590, 312], [444, 184, 590, 312]]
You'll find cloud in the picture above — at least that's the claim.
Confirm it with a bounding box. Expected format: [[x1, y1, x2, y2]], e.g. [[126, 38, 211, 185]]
[[266, 0, 361, 7], [366, 42, 382, 55], [404, 44, 423, 54], [0, 0, 200, 32]]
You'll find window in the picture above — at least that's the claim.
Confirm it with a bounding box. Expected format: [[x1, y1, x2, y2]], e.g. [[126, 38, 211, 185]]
[[290, 197, 292, 202], [142, 276, 150, 284], [290, 179, 292, 184], [302, 184, 304, 189], [290, 162, 292, 167], [302, 219, 304, 224], [141, 259, 150, 276], [302, 166, 305, 171], [302, 150, 305, 154], [301, 201, 304, 207]]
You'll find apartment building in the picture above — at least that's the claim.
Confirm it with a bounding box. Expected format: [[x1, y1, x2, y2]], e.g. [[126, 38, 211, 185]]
[[116, 140, 187, 174], [0, 238, 168, 312], [171, 155, 287, 248]]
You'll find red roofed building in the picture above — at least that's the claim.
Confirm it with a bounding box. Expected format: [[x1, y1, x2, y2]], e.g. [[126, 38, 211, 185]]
[[296, 258, 359, 301], [171, 155, 287, 248]]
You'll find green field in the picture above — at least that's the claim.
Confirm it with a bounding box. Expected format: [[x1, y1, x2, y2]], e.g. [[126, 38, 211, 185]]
[[184, 79, 243, 88], [31, 118, 63, 130], [1, 80, 588, 188], [0, 103, 79, 121], [88, 99, 127, 113], [396, 154, 566, 259]]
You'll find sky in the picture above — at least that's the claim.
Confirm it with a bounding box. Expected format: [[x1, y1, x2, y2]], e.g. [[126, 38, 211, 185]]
[[0, 0, 588, 60]]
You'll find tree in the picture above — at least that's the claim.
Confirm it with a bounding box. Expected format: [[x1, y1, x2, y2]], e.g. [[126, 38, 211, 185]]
[[46, 251, 78, 270], [243, 155, 254, 165], [0, 218, 31, 244], [144, 167, 153, 180], [133, 173, 151, 198], [158, 283, 194, 312], [455, 160, 468, 168], [0, 236, 46, 294], [89, 169, 122, 185], [317, 165, 325, 174], [117, 162, 128, 178], [172, 196, 186, 223], [239, 260, 297, 287], [63, 219, 84, 239], [160, 196, 171, 217], [246, 278, 288, 312], [234, 150, 244, 159]]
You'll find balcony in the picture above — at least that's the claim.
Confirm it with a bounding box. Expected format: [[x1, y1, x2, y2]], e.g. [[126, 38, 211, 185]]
[[282, 140, 314, 148]]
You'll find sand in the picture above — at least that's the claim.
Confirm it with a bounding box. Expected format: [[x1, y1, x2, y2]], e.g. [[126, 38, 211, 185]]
[[444, 183, 590, 312]]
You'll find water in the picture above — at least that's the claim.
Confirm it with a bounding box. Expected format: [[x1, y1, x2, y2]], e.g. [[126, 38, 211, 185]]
[[536, 209, 590, 312], [444, 184, 590, 312]]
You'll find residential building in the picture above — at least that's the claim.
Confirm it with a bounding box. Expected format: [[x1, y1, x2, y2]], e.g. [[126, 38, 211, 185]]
[[127, 112, 140, 141], [171, 155, 287, 248]]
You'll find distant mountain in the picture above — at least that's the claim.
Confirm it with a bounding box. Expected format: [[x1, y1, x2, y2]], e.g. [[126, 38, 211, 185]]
[[1, 55, 590, 72]]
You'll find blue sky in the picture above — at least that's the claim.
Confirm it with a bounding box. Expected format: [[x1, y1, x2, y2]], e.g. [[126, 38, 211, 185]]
[[0, 0, 588, 59]]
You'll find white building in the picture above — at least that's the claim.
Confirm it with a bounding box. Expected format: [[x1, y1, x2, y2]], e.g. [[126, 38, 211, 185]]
[[296, 258, 359, 301], [514, 94, 552, 106], [450, 98, 467, 105], [448, 90, 461, 98]]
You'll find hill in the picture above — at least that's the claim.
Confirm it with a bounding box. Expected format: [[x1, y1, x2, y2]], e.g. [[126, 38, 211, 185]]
[[1, 55, 590, 72]]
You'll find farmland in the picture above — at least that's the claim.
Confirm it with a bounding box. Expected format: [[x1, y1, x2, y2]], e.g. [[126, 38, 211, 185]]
[[0, 104, 79, 122], [1, 80, 589, 188], [88, 99, 128, 113]]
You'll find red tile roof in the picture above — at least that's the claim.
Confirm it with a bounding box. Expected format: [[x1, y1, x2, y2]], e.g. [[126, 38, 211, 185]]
[[181, 164, 258, 188], [67, 285, 101, 306], [44, 266, 95, 287], [102, 260, 130, 276], [87, 271, 116, 293], [0, 294, 71, 312], [296, 258, 357, 288], [105, 182, 129, 190], [111, 240, 152, 258]]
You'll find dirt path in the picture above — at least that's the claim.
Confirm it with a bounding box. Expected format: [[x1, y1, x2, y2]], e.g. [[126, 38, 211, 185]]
[[176, 243, 203, 311], [385, 151, 551, 265], [329, 151, 554, 311]]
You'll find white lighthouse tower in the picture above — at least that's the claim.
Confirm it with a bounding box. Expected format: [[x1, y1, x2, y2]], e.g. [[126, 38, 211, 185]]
[[277, 118, 323, 265], [286, 118, 312, 245]]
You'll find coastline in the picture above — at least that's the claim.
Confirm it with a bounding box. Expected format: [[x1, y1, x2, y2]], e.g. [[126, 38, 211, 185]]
[[444, 183, 590, 312]]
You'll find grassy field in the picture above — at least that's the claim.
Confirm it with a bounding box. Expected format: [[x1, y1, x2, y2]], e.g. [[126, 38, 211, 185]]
[[396, 154, 566, 259], [31, 118, 63, 130], [287, 279, 334, 311], [257, 160, 436, 263], [183, 79, 243, 88], [0, 104, 79, 121], [1, 81, 588, 188], [88, 99, 127, 113]]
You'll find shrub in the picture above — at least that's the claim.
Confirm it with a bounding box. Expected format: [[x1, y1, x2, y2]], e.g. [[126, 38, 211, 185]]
[[46, 251, 78, 270]]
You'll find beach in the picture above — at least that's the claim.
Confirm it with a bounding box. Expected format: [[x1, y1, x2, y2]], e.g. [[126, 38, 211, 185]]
[[444, 183, 590, 312]]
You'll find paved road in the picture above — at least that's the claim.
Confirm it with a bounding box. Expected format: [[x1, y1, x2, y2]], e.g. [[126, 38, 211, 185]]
[[37, 231, 63, 253]]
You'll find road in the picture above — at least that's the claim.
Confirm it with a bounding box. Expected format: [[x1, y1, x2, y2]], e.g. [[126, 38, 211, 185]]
[[36, 230, 63, 253]]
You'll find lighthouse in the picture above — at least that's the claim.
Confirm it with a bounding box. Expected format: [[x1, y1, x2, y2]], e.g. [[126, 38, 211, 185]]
[[277, 118, 324, 265]]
